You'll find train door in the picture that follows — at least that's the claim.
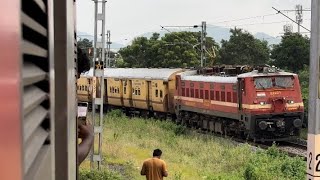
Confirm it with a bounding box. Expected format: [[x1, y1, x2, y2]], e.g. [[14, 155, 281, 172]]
[[163, 82, 169, 112], [238, 78, 244, 110], [119, 79, 124, 106], [129, 80, 133, 107], [147, 81, 152, 111]]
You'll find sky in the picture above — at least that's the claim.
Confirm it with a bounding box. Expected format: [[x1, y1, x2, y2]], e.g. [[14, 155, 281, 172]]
[[76, 0, 311, 45]]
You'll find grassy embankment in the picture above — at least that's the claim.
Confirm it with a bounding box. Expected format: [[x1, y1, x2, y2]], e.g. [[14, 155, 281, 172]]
[[80, 110, 306, 180]]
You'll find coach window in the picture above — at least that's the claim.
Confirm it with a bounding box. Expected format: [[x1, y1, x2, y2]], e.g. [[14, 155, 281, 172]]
[[156, 89, 158, 97], [210, 84, 214, 89], [138, 88, 141, 95], [195, 89, 199, 98], [85, 86, 87, 91], [117, 87, 120, 94], [232, 85, 237, 92], [216, 91, 220, 101], [160, 90, 163, 98], [200, 89, 204, 99], [112, 87, 115, 93], [124, 87, 127, 94], [227, 92, 231, 102], [182, 88, 185, 96], [82, 85, 84, 91], [110, 87, 112, 93], [191, 88, 194, 98], [135, 89, 138, 95], [221, 91, 226, 102], [186, 88, 190, 97], [205, 90, 209, 100]]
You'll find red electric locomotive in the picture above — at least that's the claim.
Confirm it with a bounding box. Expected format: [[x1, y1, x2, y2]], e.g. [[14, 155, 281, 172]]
[[174, 66, 304, 141]]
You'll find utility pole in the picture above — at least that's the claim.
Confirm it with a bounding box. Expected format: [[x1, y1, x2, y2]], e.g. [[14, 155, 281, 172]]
[[200, 21, 206, 67], [91, 0, 106, 171], [307, 0, 320, 179], [296, 4, 303, 34], [106, 30, 111, 67]]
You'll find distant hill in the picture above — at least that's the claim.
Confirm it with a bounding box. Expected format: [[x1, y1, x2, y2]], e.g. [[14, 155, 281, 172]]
[[140, 24, 281, 45], [77, 31, 125, 51], [77, 25, 281, 51]]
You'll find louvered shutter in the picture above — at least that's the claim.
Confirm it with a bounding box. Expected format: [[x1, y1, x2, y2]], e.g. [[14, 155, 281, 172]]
[[22, 0, 52, 179]]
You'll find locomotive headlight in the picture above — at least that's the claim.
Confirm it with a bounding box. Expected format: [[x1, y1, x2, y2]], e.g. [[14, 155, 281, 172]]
[[287, 100, 294, 104], [259, 121, 268, 130], [260, 101, 266, 106], [293, 119, 302, 128]]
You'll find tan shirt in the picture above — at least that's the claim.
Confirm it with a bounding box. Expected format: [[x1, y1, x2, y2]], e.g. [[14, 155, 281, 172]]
[[141, 158, 168, 180]]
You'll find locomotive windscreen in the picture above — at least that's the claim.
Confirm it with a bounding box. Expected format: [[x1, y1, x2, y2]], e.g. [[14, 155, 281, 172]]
[[254, 76, 294, 89]]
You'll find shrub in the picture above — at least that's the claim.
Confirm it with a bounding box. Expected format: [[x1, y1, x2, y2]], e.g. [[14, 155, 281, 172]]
[[79, 169, 122, 180]]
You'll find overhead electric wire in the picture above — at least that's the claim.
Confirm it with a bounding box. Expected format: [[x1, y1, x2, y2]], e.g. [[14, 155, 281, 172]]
[[209, 13, 277, 24], [272, 7, 311, 32]]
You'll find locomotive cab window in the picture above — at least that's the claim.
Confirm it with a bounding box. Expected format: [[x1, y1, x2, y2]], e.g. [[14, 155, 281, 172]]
[[274, 76, 294, 88], [254, 77, 272, 89]]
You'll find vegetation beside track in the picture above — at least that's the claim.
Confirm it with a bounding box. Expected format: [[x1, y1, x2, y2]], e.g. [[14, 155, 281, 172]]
[[80, 110, 306, 180]]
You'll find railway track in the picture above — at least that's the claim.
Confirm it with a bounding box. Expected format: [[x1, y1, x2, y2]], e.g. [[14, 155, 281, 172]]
[[193, 127, 307, 160]]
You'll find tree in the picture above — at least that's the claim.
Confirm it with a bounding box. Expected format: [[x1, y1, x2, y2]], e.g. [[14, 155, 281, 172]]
[[118, 32, 219, 68], [270, 32, 310, 73], [77, 38, 93, 49], [218, 28, 270, 65]]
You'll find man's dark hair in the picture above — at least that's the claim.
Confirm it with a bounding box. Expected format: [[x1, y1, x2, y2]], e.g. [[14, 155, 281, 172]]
[[153, 149, 162, 157], [77, 47, 91, 75]]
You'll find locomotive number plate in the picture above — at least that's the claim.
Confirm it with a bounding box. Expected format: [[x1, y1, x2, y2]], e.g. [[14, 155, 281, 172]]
[[270, 91, 281, 96]]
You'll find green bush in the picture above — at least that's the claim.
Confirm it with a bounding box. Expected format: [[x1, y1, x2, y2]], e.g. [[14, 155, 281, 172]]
[[108, 109, 125, 118], [79, 169, 122, 180], [244, 146, 305, 180]]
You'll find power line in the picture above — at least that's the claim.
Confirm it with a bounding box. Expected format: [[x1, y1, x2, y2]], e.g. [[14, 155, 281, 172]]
[[210, 13, 277, 24], [272, 7, 310, 32]]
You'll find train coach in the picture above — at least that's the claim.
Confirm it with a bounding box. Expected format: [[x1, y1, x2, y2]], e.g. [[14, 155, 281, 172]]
[[174, 66, 304, 141], [78, 68, 185, 118]]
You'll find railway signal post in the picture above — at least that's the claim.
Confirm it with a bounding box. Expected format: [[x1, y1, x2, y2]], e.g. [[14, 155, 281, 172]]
[[307, 0, 320, 179], [90, 0, 106, 170]]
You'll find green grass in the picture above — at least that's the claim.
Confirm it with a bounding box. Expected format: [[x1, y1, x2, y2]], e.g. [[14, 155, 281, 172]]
[[300, 128, 307, 140], [80, 110, 306, 180]]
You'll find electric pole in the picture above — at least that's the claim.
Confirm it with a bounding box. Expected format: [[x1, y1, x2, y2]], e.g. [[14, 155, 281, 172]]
[[91, 0, 106, 171], [307, 0, 320, 179], [296, 4, 303, 34], [200, 21, 206, 67], [106, 30, 111, 67]]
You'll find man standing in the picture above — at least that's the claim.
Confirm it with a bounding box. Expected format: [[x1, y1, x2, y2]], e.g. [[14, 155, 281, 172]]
[[141, 149, 168, 180]]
